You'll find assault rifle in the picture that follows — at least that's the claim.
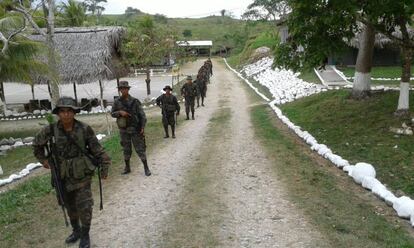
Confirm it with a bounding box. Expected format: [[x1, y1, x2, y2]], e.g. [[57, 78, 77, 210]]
[[47, 125, 69, 227]]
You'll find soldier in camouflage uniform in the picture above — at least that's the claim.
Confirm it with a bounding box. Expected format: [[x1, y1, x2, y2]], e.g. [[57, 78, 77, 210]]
[[33, 97, 111, 248], [180, 75, 198, 120], [194, 73, 207, 107], [156, 85, 180, 138], [111, 81, 151, 176]]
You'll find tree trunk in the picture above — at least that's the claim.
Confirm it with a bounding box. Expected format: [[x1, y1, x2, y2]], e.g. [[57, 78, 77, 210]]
[[0, 81, 7, 114], [45, 0, 60, 107], [395, 46, 413, 116], [145, 67, 151, 95], [47, 81, 53, 99], [352, 23, 375, 99]]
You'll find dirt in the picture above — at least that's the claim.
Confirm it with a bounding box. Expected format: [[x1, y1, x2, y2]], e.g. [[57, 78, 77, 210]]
[[81, 59, 327, 247]]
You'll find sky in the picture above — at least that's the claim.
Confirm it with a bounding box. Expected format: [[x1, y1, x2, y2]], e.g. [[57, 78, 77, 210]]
[[102, 0, 254, 18]]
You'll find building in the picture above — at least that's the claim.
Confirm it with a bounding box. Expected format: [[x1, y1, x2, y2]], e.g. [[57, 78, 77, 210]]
[[176, 40, 213, 56]]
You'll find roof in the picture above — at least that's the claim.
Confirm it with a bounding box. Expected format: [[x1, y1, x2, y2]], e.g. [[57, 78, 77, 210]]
[[29, 26, 127, 84], [176, 40, 213, 47]]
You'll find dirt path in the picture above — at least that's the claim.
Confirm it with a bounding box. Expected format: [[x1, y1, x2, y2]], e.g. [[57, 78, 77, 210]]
[[84, 59, 327, 247]]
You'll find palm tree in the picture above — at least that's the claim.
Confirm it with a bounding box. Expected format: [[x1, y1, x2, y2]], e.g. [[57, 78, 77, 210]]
[[61, 0, 86, 27], [0, 14, 49, 113]]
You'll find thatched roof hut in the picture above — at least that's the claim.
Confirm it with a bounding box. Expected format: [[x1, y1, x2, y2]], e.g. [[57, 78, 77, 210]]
[[29, 26, 127, 85], [346, 25, 414, 49]]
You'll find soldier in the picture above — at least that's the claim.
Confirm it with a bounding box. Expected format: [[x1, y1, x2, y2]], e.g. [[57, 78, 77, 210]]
[[195, 73, 207, 107], [156, 85, 180, 138], [180, 75, 198, 120], [206, 58, 213, 77], [111, 81, 151, 176], [33, 97, 110, 248]]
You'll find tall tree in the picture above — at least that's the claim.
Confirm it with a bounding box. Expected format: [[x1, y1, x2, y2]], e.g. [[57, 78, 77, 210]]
[[83, 0, 106, 23], [242, 0, 289, 22], [0, 5, 49, 113], [273, 0, 379, 99], [124, 15, 176, 95], [61, 0, 86, 27]]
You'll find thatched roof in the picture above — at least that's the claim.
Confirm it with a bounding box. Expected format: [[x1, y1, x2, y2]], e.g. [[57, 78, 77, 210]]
[[29, 26, 126, 84], [347, 25, 414, 49]]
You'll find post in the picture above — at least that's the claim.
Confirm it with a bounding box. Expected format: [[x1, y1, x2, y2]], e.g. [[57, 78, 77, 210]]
[[31, 83, 35, 100], [73, 82, 78, 105], [99, 80, 112, 135], [0, 81, 7, 113]]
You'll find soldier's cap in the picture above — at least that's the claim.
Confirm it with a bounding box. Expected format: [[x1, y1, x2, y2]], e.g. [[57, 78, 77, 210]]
[[117, 81, 131, 89], [52, 97, 80, 114], [186, 75, 192, 80], [163, 85, 173, 91]]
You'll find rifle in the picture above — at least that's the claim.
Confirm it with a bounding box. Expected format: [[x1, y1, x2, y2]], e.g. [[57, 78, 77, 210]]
[[47, 125, 69, 227]]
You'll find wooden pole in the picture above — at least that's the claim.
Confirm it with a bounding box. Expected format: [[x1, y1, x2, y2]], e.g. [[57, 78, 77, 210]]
[[73, 82, 78, 105], [0, 81, 7, 113], [31, 84, 35, 100]]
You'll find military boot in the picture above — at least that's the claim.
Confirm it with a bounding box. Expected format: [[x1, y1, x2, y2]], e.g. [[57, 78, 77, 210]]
[[163, 126, 169, 138], [65, 220, 81, 244], [79, 226, 90, 248], [186, 113, 190, 120], [192, 112, 195, 120], [142, 159, 151, 176], [122, 160, 131, 174], [172, 126, 176, 139]]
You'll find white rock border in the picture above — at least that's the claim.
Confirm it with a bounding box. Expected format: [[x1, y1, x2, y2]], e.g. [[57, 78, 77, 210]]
[[224, 57, 414, 227]]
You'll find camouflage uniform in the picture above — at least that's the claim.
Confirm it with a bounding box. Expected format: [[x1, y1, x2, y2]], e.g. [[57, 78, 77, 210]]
[[181, 79, 198, 120], [156, 92, 180, 138], [111, 93, 151, 176], [195, 74, 207, 107], [33, 118, 110, 247]]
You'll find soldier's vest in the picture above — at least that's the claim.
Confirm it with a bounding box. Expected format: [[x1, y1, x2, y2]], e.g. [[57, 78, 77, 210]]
[[162, 95, 177, 113], [52, 123, 96, 184], [116, 98, 141, 129]]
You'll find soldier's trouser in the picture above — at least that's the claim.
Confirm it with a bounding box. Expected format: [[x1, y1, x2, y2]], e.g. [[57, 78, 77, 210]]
[[64, 183, 93, 230], [185, 97, 195, 115], [120, 130, 147, 161], [162, 112, 176, 127]]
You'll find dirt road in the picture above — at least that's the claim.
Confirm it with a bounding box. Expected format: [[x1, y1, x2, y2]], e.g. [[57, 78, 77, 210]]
[[78, 59, 328, 247]]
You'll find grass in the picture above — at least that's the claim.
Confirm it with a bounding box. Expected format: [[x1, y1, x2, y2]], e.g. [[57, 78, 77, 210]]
[[0, 116, 165, 247], [251, 104, 414, 247], [0, 146, 36, 177], [0, 129, 41, 140], [337, 66, 413, 86], [161, 107, 232, 247], [299, 69, 322, 84], [280, 90, 414, 198]]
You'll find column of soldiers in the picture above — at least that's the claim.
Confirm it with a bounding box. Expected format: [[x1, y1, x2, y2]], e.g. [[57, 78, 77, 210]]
[[31, 59, 213, 247]]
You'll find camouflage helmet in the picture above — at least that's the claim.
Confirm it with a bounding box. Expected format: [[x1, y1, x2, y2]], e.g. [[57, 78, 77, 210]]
[[186, 75, 192, 80], [52, 97, 80, 114], [163, 85, 173, 91]]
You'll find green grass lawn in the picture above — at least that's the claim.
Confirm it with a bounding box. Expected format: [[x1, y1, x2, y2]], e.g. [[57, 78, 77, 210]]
[[252, 104, 414, 247], [337, 66, 414, 78], [281, 90, 414, 198], [0, 146, 35, 178], [299, 69, 322, 84]]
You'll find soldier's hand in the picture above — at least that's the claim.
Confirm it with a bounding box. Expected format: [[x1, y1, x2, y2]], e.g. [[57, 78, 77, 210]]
[[140, 128, 145, 135], [119, 110, 130, 117], [176, 112, 180, 116], [42, 160, 50, 169], [101, 174, 108, 180]]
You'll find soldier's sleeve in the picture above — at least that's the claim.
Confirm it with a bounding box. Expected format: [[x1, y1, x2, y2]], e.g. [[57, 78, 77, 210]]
[[137, 101, 147, 129], [180, 85, 185, 95], [111, 100, 121, 118], [156, 95, 162, 107], [85, 125, 111, 176], [32, 125, 51, 163]]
